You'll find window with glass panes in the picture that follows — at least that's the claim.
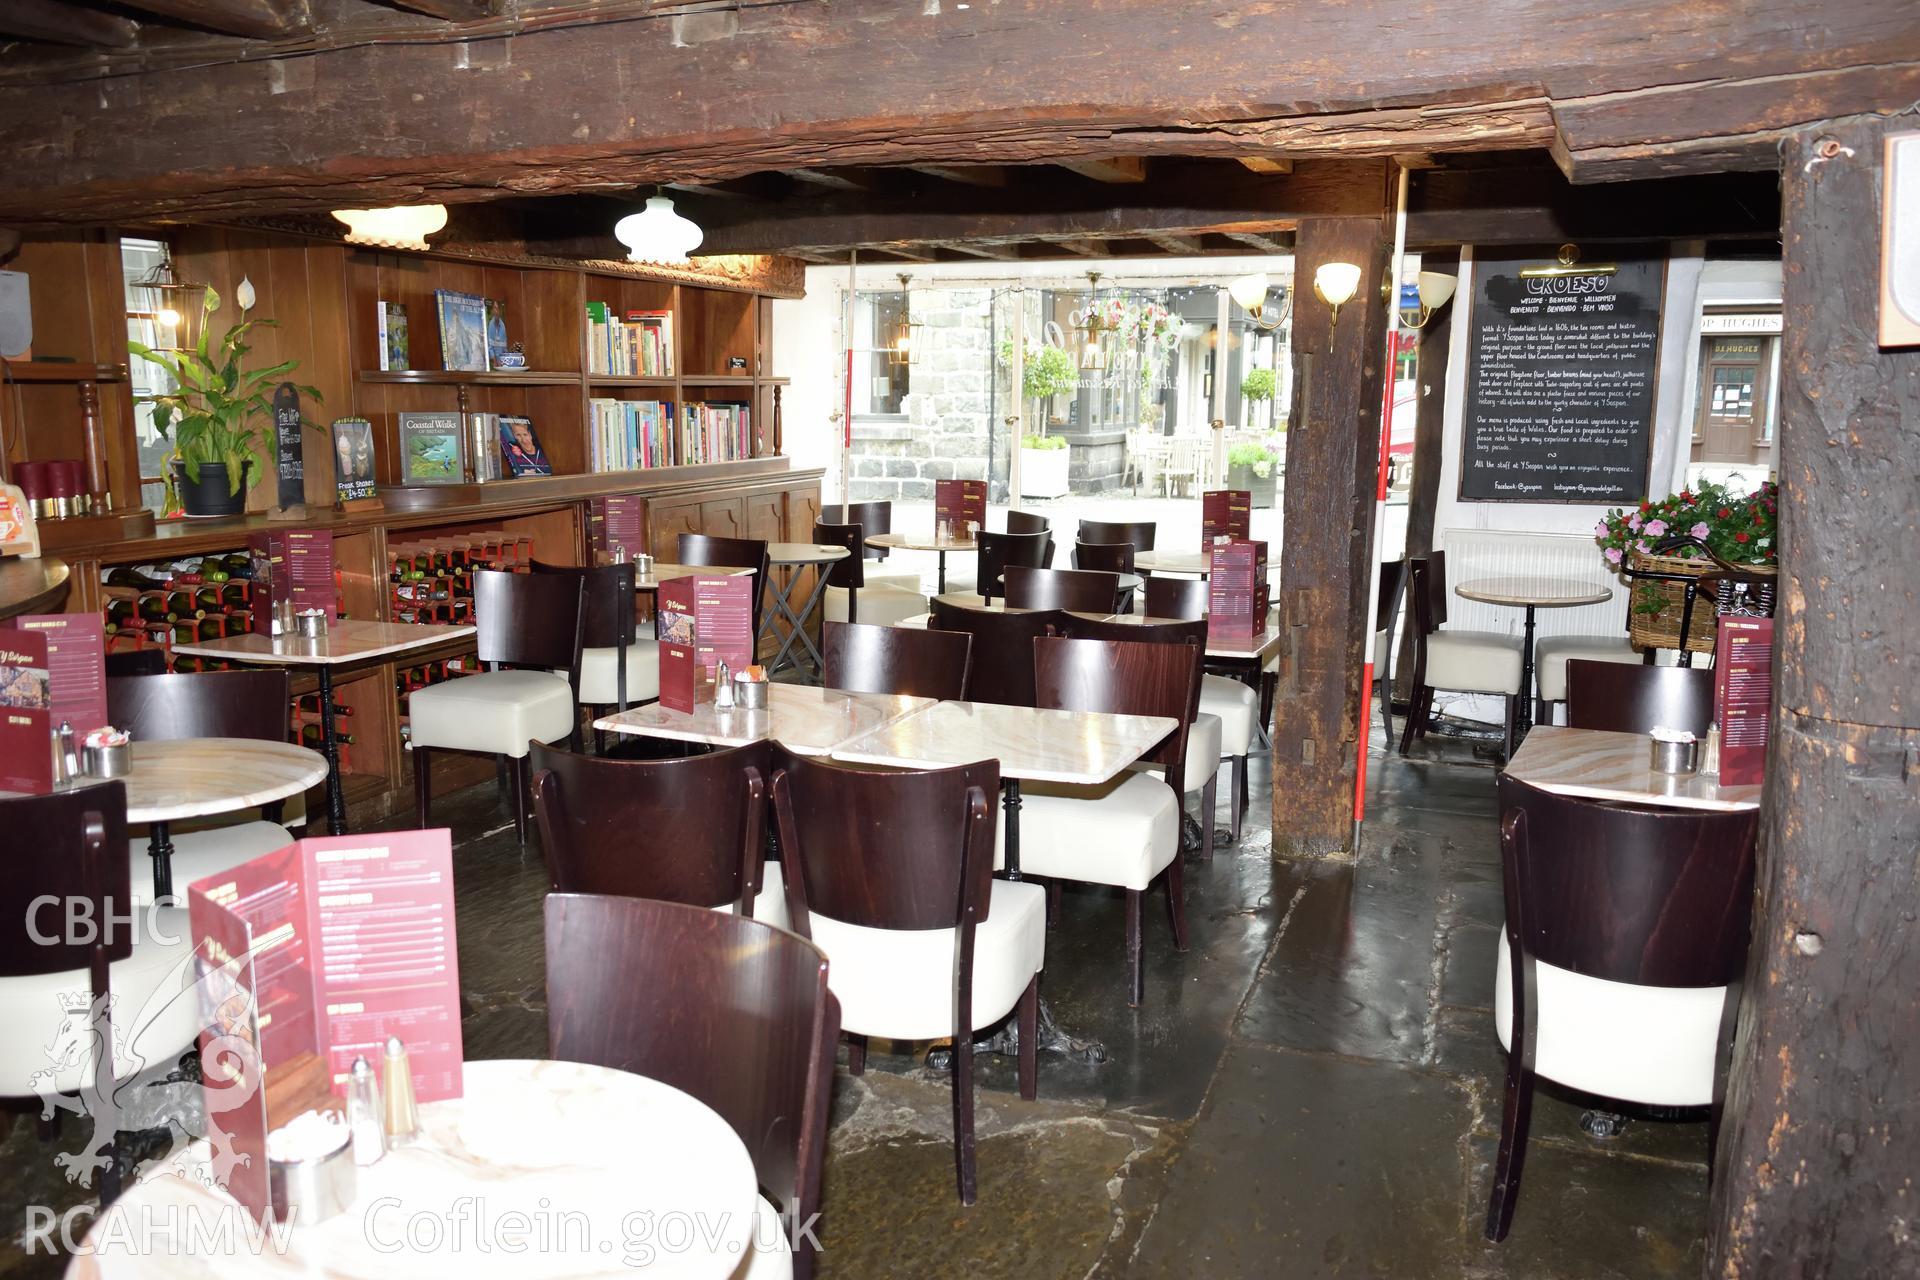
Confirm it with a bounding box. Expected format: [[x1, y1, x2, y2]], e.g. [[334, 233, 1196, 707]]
[[852, 290, 909, 417]]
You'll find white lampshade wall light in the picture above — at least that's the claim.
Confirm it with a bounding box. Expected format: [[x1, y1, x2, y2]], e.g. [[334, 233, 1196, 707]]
[[330, 205, 449, 252], [614, 196, 704, 266], [1312, 261, 1363, 335], [1228, 271, 1292, 332]]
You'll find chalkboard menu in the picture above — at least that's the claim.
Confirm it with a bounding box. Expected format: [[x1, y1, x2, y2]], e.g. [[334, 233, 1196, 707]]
[[1459, 246, 1664, 503], [272, 382, 305, 509]]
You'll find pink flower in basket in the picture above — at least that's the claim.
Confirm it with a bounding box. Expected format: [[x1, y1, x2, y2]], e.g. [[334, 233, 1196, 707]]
[[1627, 512, 1642, 531], [1691, 521, 1711, 541], [1604, 547, 1623, 565], [1644, 519, 1668, 538]]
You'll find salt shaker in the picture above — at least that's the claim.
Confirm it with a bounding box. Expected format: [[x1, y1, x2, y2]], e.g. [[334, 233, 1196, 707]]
[[57, 721, 80, 781], [383, 1036, 419, 1145], [714, 659, 736, 707], [346, 1056, 386, 1165]]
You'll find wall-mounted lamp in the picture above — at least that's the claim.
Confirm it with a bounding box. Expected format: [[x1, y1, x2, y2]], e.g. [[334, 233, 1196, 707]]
[[887, 273, 922, 368], [1382, 270, 1459, 329], [613, 194, 703, 266], [1228, 271, 1292, 332], [331, 205, 449, 252], [1313, 261, 1362, 334]]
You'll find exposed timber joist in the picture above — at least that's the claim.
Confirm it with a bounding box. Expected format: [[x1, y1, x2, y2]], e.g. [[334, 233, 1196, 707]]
[[1225, 231, 1290, 253], [0, 0, 141, 46], [0, 0, 1909, 221], [911, 165, 1010, 187], [1144, 232, 1204, 253], [1239, 158, 1294, 175], [109, 0, 310, 40], [1058, 157, 1148, 183], [367, 0, 500, 19]]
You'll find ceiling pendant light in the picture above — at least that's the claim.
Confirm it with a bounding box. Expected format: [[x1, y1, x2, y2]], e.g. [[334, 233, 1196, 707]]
[[1072, 271, 1112, 371], [614, 194, 704, 266], [330, 205, 449, 251], [132, 254, 210, 354], [887, 273, 922, 367]]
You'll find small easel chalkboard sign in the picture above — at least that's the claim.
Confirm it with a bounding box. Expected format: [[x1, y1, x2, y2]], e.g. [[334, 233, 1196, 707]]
[[268, 382, 308, 521]]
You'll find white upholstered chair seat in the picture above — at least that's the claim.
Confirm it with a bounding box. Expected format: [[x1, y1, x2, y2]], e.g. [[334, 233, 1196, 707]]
[[708, 859, 791, 933], [804, 879, 1045, 1041], [1534, 634, 1639, 702], [1005, 771, 1180, 892], [863, 567, 925, 593], [129, 820, 294, 907], [1425, 629, 1523, 693], [407, 669, 576, 757], [728, 1193, 793, 1280], [1199, 675, 1257, 756], [577, 641, 661, 706], [0, 905, 200, 1095], [1129, 712, 1221, 794], [824, 584, 929, 628], [1494, 939, 1724, 1107], [1373, 627, 1393, 671]]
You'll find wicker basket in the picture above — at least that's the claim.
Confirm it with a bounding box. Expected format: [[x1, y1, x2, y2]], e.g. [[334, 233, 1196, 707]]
[[1624, 549, 1777, 654]]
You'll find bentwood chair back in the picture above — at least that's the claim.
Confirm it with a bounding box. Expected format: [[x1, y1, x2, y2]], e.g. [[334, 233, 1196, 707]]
[[1565, 660, 1715, 737], [1143, 575, 1208, 621], [927, 598, 1071, 707], [973, 530, 1050, 603], [0, 784, 198, 1206], [412, 569, 586, 844], [770, 747, 1040, 1205], [1073, 541, 1135, 575], [1003, 565, 1121, 614], [531, 740, 784, 925], [1078, 519, 1157, 554], [812, 522, 866, 593], [545, 894, 838, 1277], [833, 499, 893, 561], [108, 668, 299, 901], [532, 560, 652, 722], [1026, 635, 1199, 1004], [1005, 510, 1055, 567], [822, 621, 971, 701], [678, 532, 772, 637], [1486, 775, 1758, 1242]]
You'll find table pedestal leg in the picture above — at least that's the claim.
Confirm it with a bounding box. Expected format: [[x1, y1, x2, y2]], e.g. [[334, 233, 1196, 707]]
[[936, 552, 947, 596], [1001, 778, 1021, 878], [319, 665, 348, 835], [1516, 604, 1539, 739], [1580, 1109, 1629, 1139], [147, 822, 174, 903]]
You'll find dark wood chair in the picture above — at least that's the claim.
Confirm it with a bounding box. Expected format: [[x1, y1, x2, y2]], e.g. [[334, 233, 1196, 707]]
[[770, 746, 1040, 1206], [678, 532, 771, 639], [1006, 510, 1055, 567], [1143, 574, 1207, 619], [830, 499, 893, 562], [1373, 557, 1410, 743], [531, 739, 783, 923], [409, 568, 584, 845], [532, 560, 649, 751], [107, 668, 296, 900], [104, 649, 167, 677], [974, 530, 1050, 603], [1398, 551, 1524, 760], [1078, 518, 1157, 554], [545, 894, 838, 1277], [1075, 541, 1138, 611], [1023, 635, 1197, 1005], [0, 783, 195, 1207], [1003, 565, 1121, 614], [1486, 775, 1758, 1242], [822, 620, 971, 700], [812, 520, 867, 620], [1565, 660, 1715, 737], [927, 598, 1070, 706]]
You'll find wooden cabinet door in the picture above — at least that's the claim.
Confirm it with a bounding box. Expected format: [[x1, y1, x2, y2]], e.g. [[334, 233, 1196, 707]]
[[745, 492, 784, 544], [699, 496, 745, 539], [785, 484, 822, 541], [647, 498, 703, 556]]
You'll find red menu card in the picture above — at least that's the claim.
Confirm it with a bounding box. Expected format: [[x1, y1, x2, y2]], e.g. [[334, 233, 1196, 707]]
[[934, 478, 987, 537], [655, 574, 756, 713], [1202, 490, 1251, 544], [1208, 540, 1271, 638], [0, 627, 52, 793], [18, 612, 107, 735], [248, 529, 339, 635], [189, 830, 464, 1221], [589, 494, 645, 564], [1714, 616, 1774, 786]]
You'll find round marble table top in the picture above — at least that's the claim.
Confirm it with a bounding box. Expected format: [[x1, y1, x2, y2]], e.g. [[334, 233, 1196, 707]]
[[768, 542, 851, 565], [1455, 575, 1614, 609], [76, 1059, 762, 1280], [865, 532, 978, 554], [76, 738, 326, 824], [1132, 550, 1208, 575], [0, 555, 71, 620]]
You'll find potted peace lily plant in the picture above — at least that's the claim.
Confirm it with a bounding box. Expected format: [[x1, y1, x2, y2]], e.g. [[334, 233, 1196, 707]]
[[130, 286, 321, 518]]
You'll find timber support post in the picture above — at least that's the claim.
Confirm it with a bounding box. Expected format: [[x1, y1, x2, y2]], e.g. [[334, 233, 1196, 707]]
[[1708, 113, 1920, 1278], [1271, 212, 1391, 859]]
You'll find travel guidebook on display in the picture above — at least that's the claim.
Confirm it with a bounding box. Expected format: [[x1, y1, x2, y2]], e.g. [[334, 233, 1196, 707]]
[[656, 574, 756, 713], [188, 830, 464, 1222]]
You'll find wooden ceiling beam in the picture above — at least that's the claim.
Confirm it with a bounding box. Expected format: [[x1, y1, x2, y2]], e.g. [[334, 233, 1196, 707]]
[[363, 0, 500, 20], [1225, 231, 1289, 253], [783, 168, 883, 192], [911, 165, 1010, 187], [0, 0, 141, 46], [1053, 238, 1109, 256], [1058, 157, 1148, 184], [1238, 158, 1294, 175], [1143, 232, 1203, 254], [108, 0, 311, 40], [933, 241, 1022, 260]]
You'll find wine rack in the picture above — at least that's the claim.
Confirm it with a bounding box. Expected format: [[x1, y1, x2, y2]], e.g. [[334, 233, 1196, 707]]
[[385, 531, 532, 747]]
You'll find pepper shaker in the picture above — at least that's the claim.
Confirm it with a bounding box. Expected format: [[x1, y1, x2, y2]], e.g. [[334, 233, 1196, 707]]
[[57, 720, 80, 781], [383, 1036, 419, 1145], [714, 659, 736, 707]]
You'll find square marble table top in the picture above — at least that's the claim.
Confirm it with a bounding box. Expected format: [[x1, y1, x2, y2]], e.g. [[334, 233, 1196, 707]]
[[1504, 726, 1761, 812], [633, 562, 753, 590], [593, 683, 935, 756], [830, 699, 1178, 785], [171, 619, 476, 665]]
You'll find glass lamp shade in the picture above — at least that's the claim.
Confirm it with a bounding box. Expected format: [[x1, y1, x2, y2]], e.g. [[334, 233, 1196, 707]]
[[613, 197, 704, 266], [1313, 262, 1363, 308], [1080, 338, 1109, 371], [1228, 272, 1270, 314], [1416, 271, 1458, 310], [330, 205, 449, 251], [887, 323, 921, 368], [134, 264, 210, 354]]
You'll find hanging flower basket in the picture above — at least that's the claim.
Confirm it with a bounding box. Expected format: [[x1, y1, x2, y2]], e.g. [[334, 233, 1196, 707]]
[[1597, 481, 1779, 653]]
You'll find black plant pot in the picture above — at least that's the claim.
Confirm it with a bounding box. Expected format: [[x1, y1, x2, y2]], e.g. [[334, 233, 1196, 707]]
[[171, 460, 253, 519]]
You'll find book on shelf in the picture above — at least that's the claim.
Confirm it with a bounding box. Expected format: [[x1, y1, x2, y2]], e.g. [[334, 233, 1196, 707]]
[[434, 289, 489, 372], [585, 302, 674, 378], [466, 412, 502, 482], [498, 415, 553, 477], [587, 398, 675, 472], [399, 411, 467, 484], [679, 400, 752, 467], [484, 298, 509, 369], [377, 302, 409, 371]]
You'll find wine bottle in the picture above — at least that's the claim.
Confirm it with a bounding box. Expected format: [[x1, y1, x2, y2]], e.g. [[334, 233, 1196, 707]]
[[166, 590, 206, 619], [105, 599, 137, 627], [300, 725, 355, 747], [137, 595, 176, 623], [295, 694, 353, 716], [221, 582, 251, 608], [106, 566, 166, 590]]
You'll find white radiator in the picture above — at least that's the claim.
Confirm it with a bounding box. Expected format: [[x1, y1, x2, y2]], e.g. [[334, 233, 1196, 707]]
[[1435, 527, 1629, 644]]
